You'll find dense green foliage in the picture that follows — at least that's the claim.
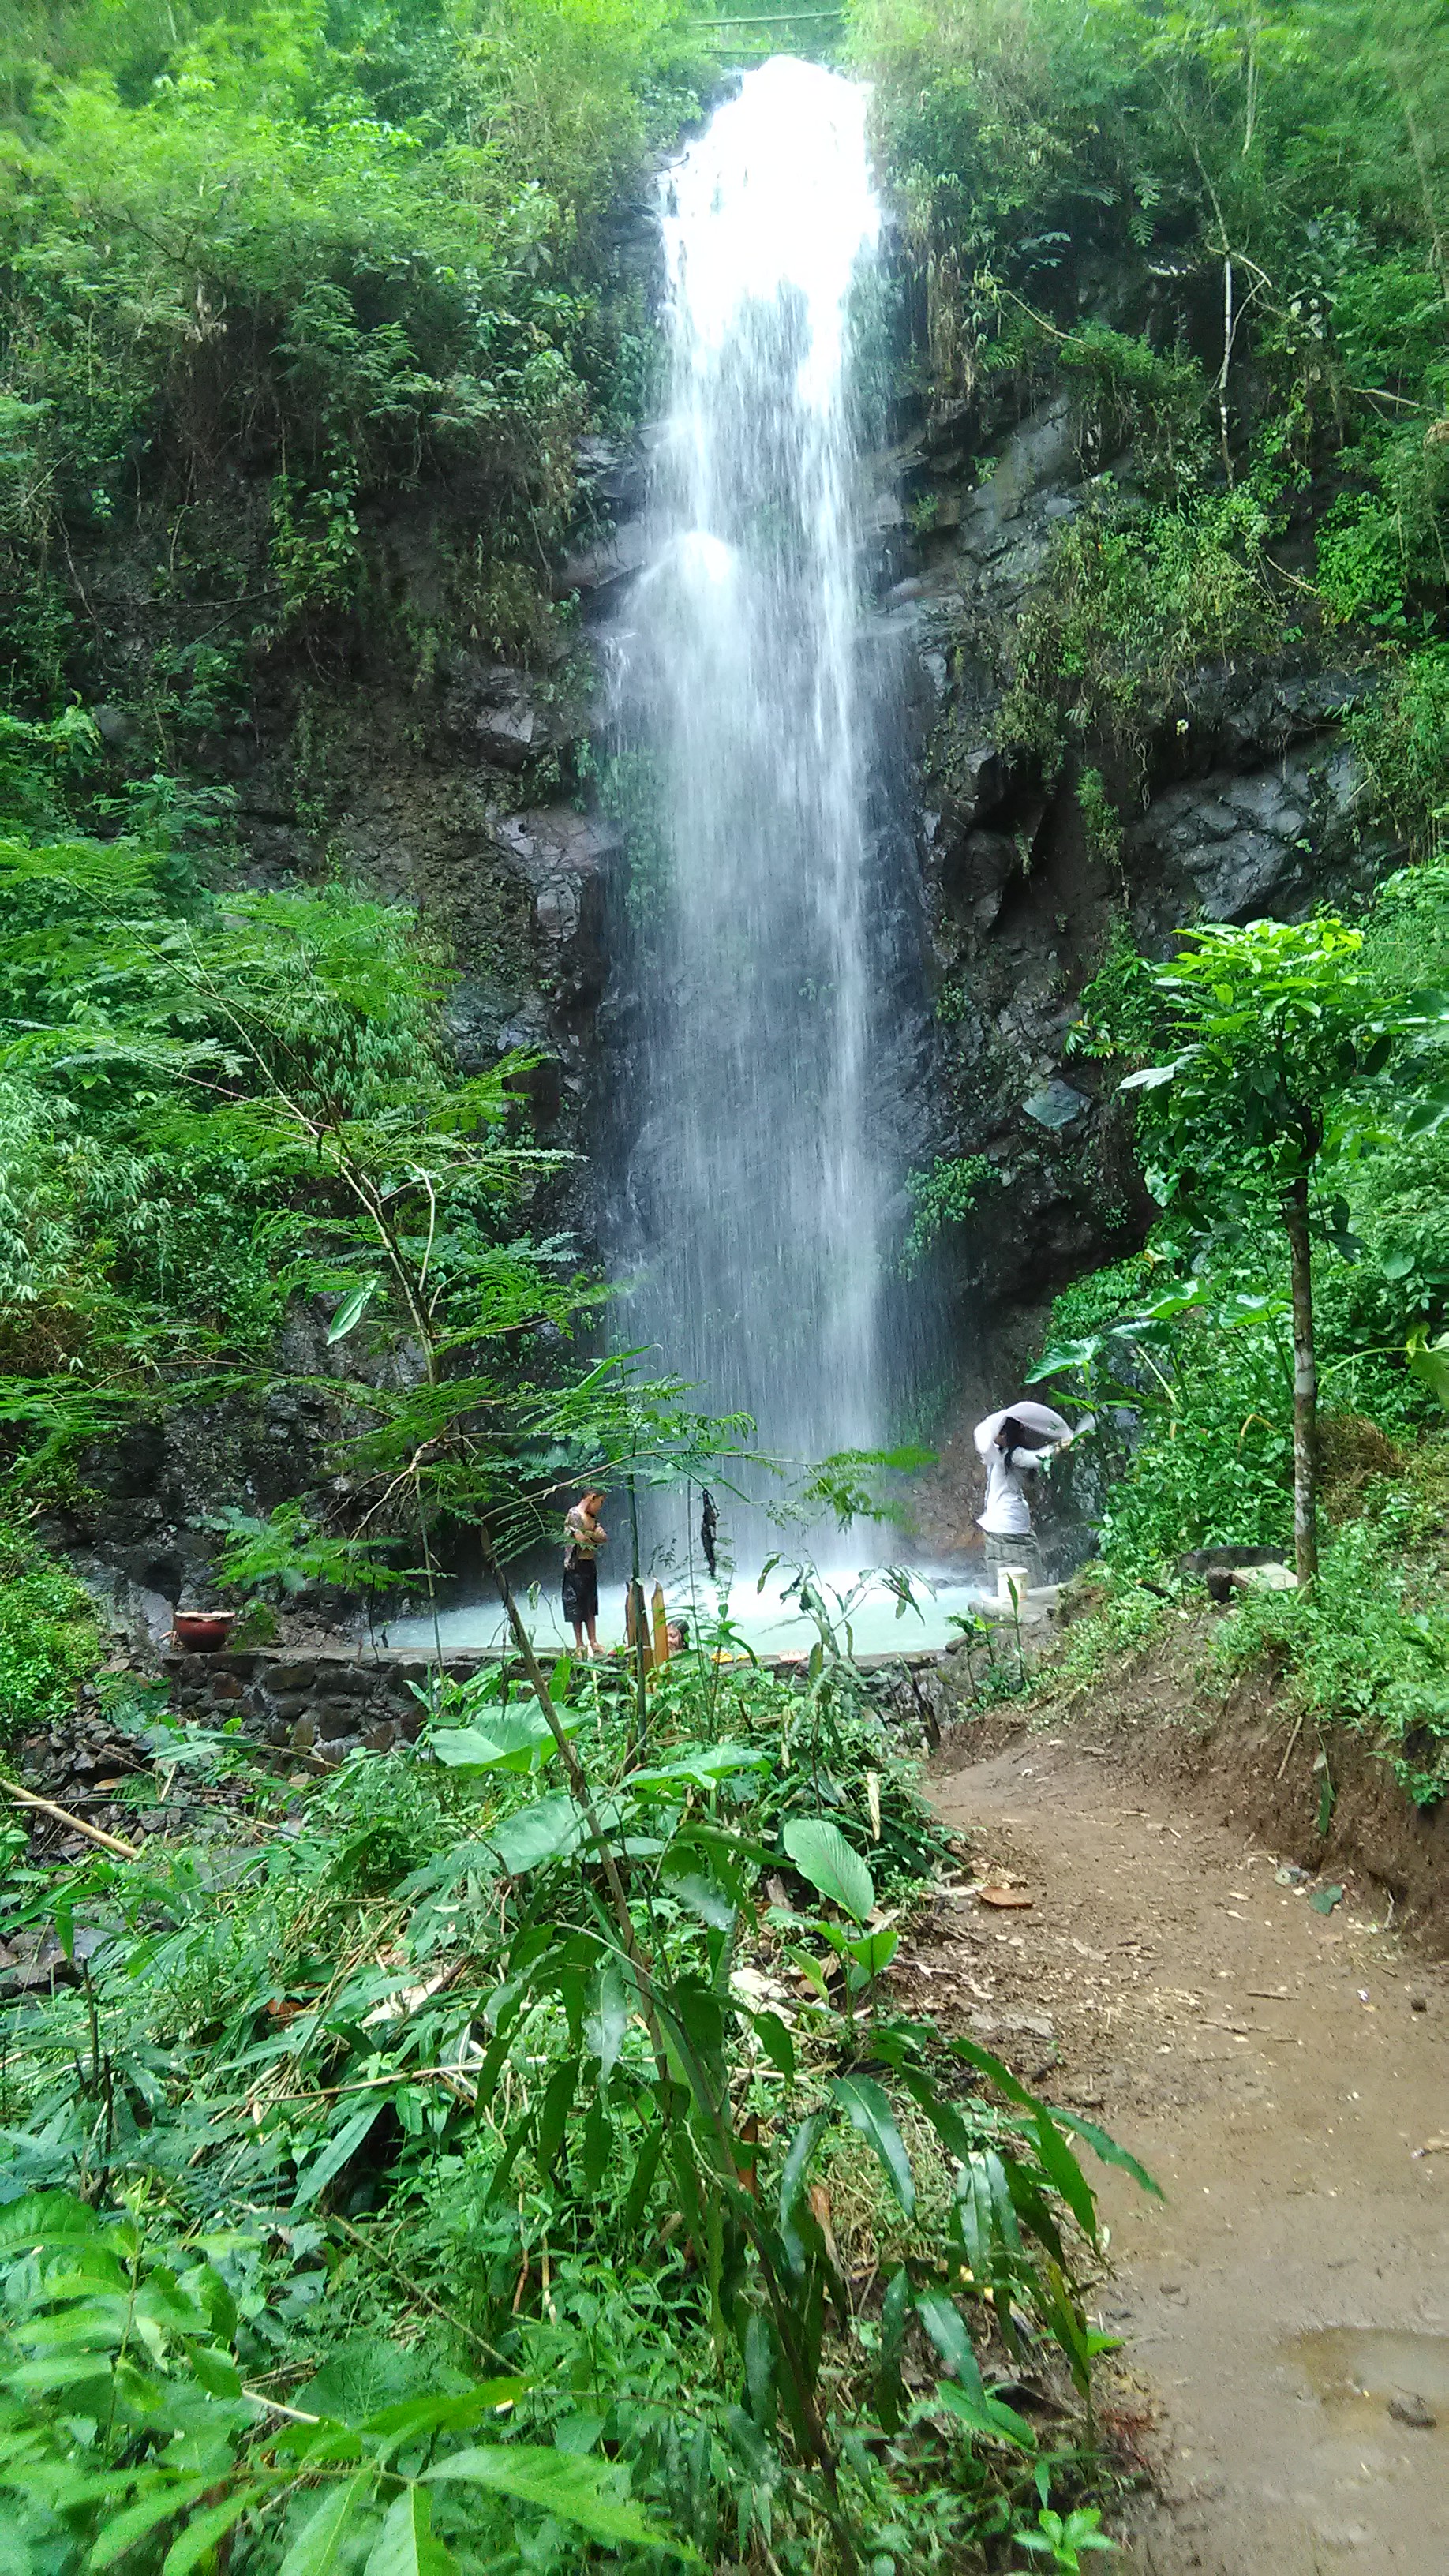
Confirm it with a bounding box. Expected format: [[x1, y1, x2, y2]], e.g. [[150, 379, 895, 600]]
[[0, 1506, 101, 1732], [900, 1154, 1002, 1275], [0, 1631, 1153, 2574], [0, 807, 598, 1542], [0, 0, 708, 700], [1024, 872, 1449, 1802], [852, 0, 1449, 848], [5, 6, 1449, 2568]]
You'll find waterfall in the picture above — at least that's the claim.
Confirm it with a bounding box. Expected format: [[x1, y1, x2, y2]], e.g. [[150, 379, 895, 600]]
[[609, 57, 893, 1567]]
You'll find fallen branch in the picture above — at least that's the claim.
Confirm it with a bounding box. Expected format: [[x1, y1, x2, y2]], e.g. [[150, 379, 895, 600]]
[[1, 1777, 140, 1860], [1275, 1710, 1305, 1781]]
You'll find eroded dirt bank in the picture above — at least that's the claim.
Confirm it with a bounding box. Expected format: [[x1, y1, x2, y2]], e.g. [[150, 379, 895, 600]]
[[915, 1733, 1449, 2574]]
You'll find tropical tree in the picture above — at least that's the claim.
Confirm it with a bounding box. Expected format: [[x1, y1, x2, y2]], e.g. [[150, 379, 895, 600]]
[[1080, 914, 1440, 1579]]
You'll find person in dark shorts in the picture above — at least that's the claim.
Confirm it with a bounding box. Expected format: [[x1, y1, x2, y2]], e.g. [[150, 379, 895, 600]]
[[562, 1488, 607, 1655]]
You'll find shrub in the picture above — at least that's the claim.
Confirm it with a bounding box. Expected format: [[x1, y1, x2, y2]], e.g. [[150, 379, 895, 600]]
[[997, 494, 1278, 790], [1350, 647, 1449, 858], [0, 1512, 100, 1738], [900, 1153, 1005, 1273]]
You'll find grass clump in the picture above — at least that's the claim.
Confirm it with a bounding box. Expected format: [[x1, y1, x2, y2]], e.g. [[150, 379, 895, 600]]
[[1209, 1477, 1449, 1807]]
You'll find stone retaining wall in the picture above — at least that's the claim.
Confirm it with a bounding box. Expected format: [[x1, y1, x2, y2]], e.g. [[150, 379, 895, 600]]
[[163, 1636, 954, 1762], [163, 1648, 492, 1763]]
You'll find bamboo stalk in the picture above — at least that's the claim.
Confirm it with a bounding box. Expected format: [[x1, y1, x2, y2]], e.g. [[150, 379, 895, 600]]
[[2, 1777, 140, 1860]]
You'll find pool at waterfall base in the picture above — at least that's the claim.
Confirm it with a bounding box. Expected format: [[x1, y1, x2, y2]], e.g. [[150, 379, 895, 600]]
[[386, 1566, 1011, 1661]]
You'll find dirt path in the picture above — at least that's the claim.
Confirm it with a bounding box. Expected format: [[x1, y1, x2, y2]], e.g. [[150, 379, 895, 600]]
[[922, 1738, 1449, 2574]]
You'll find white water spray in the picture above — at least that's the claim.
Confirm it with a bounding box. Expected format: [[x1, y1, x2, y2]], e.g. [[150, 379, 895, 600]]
[[612, 58, 891, 1560]]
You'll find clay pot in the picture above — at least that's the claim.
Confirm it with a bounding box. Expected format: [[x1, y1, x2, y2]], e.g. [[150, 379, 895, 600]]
[[172, 1612, 234, 1653]]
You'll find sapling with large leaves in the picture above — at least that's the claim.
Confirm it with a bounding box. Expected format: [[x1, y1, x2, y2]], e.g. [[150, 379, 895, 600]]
[[1080, 915, 1441, 1578]]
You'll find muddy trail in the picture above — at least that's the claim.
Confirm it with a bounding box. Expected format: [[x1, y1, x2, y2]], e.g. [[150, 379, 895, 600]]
[[914, 1734, 1449, 2574]]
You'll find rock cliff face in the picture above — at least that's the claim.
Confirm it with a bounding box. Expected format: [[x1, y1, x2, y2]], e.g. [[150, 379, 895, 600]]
[[850, 374, 1402, 1543], [53, 215, 1405, 1598]]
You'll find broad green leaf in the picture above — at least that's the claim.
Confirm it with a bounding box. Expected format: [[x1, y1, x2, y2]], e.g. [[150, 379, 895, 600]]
[[1030, 2114, 1098, 2245], [749, 2010, 796, 2081], [486, 1795, 585, 1876], [552, 2413, 604, 2457], [1044, 2109, 1162, 2199], [830, 2074, 914, 2215], [299, 2341, 436, 2427], [9, 2308, 126, 2350], [363, 2485, 452, 2576], [275, 2473, 376, 2576], [933, 2376, 1037, 2452], [361, 2385, 524, 2442], [89, 2481, 213, 2570], [579, 2099, 612, 2191], [425, 2447, 696, 2557], [0, 2192, 96, 2252], [585, 1958, 628, 2085], [629, 1745, 769, 1791], [189, 2345, 243, 2399], [430, 1709, 562, 1775], [9, 2354, 117, 2393], [1407, 1329, 1449, 1413], [162, 2491, 259, 2576], [954, 2149, 1023, 2277], [913, 2287, 983, 2389], [741, 2310, 776, 2433], [845, 1925, 898, 1978], [782, 1818, 874, 1923], [896, 2062, 979, 2165], [667, 1870, 736, 1930], [326, 1279, 380, 1344], [535, 2057, 578, 2166], [292, 2102, 385, 2209], [777, 2110, 826, 2238]]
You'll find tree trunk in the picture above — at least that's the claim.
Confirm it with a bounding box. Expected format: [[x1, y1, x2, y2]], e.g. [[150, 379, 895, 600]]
[[1283, 1175, 1318, 1582]]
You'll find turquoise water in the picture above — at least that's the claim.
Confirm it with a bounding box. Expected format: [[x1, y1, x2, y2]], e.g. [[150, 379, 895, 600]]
[[385, 1566, 992, 1661]]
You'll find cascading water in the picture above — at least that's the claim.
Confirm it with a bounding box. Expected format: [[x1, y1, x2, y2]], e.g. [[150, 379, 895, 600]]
[[611, 57, 893, 1567]]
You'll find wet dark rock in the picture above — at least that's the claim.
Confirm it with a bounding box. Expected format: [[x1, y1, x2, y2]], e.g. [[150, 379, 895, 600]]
[[878, 330, 1411, 1467], [1125, 741, 1396, 930], [1179, 1545, 1287, 1578], [312, 1698, 361, 1739], [556, 516, 650, 599], [309, 1664, 375, 1699], [265, 1662, 319, 1694], [438, 661, 578, 770], [1022, 1077, 1089, 1133], [489, 805, 622, 1009], [573, 434, 646, 515]]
